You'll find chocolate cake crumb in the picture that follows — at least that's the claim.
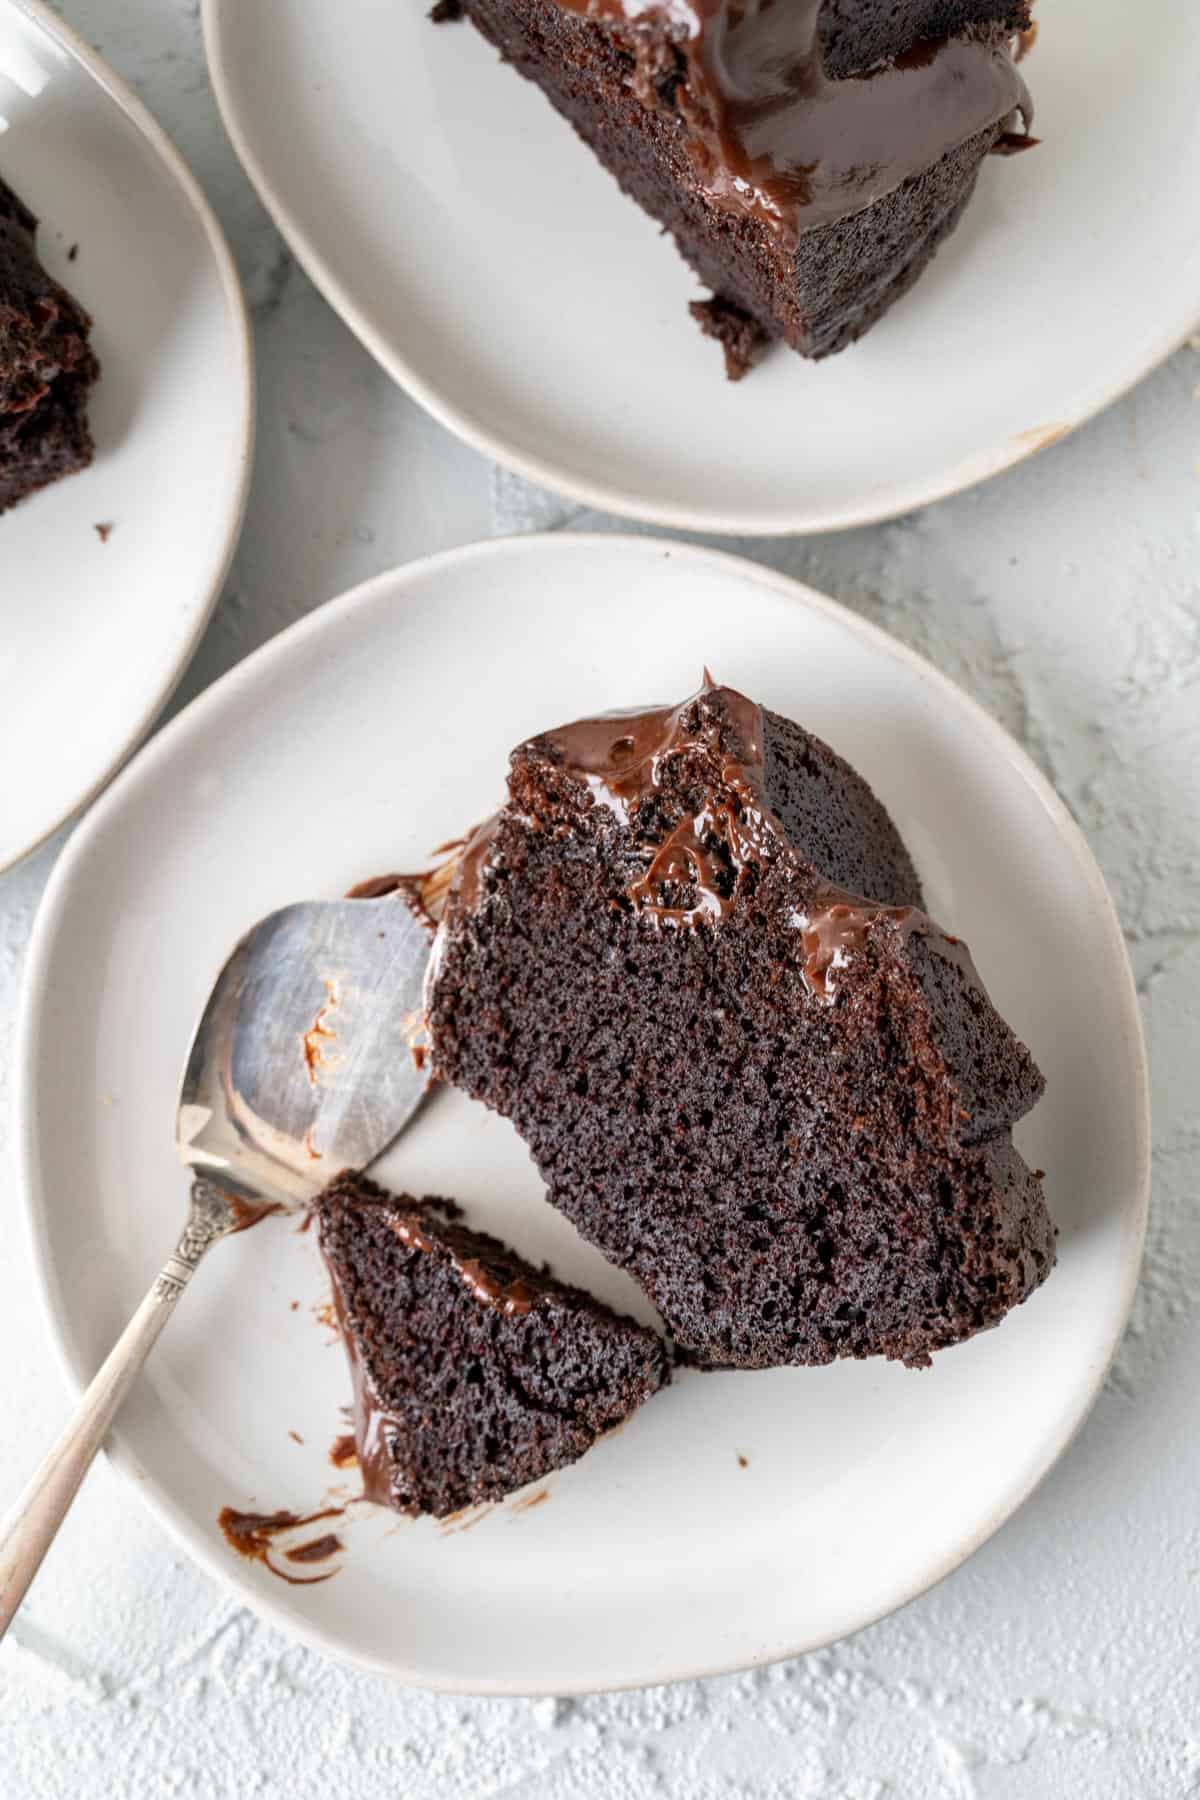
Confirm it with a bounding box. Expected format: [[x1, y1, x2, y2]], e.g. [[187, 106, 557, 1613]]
[[427, 678, 1055, 1371], [317, 1174, 668, 1516], [689, 296, 770, 382], [1, 176, 99, 513]]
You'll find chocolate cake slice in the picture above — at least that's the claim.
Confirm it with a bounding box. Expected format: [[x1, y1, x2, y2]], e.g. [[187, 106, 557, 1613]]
[[317, 1174, 668, 1515], [449, 0, 1034, 375], [426, 680, 1055, 1370], [1, 175, 99, 513]]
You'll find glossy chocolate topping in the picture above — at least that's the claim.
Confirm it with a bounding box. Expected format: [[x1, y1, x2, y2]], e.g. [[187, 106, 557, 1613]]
[[457, 1259, 537, 1316], [438, 687, 768, 922], [545, 681, 764, 819], [791, 892, 976, 1002], [389, 1213, 436, 1254], [545, 682, 778, 925], [549, 0, 1031, 244], [345, 857, 460, 934], [448, 677, 989, 1004], [383, 1212, 542, 1315]]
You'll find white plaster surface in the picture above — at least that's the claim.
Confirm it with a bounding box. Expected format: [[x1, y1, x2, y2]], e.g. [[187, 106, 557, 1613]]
[[1, 2, 1198, 1793]]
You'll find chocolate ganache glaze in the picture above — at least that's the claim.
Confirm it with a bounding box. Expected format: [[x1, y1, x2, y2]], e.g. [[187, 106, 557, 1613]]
[[547, 0, 1032, 245], [449, 678, 980, 1004]]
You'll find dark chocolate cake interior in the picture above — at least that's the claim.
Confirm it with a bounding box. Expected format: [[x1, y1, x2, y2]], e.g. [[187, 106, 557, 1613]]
[[427, 680, 1055, 1370], [318, 1174, 668, 1516], [0, 176, 99, 513]]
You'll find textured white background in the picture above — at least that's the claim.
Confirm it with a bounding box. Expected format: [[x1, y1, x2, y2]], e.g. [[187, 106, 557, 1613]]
[[2, 3, 1198, 1794]]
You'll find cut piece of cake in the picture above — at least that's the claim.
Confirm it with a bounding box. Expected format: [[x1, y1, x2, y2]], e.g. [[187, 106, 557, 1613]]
[[1, 175, 100, 513], [450, 0, 1034, 373], [317, 1173, 668, 1515], [426, 680, 1055, 1370]]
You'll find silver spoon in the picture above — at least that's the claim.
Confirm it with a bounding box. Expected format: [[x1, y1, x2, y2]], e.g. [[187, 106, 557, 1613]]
[[0, 886, 437, 1637]]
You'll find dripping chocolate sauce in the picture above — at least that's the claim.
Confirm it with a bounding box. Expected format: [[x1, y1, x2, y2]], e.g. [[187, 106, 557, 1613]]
[[538, 676, 980, 1001], [344, 862, 452, 937]]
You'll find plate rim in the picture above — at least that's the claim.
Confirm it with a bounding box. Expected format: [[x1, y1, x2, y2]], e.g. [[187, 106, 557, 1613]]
[[15, 533, 1151, 1693], [201, 0, 1196, 538], [2, 0, 255, 874]]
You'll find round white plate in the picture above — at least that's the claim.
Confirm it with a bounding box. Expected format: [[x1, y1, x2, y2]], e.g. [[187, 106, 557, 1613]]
[[0, 0, 252, 872], [18, 536, 1148, 1693], [203, 0, 1197, 537]]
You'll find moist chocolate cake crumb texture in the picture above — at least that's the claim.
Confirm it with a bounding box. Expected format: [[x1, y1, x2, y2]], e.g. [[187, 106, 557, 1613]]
[[0, 176, 100, 512], [688, 295, 770, 383], [448, 0, 1033, 372], [427, 680, 1055, 1371], [317, 1174, 668, 1516]]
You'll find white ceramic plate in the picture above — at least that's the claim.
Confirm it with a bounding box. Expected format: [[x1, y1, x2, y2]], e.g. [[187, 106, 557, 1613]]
[[0, 0, 252, 872], [18, 536, 1148, 1693], [203, 0, 1197, 537]]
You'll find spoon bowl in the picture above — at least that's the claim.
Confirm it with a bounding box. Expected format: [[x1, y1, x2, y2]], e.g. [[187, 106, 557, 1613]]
[[179, 894, 433, 1209], [0, 886, 436, 1636]]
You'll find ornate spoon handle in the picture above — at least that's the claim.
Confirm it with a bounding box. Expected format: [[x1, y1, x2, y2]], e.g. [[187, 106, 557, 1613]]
[[0, 1180, 234, 1639]]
